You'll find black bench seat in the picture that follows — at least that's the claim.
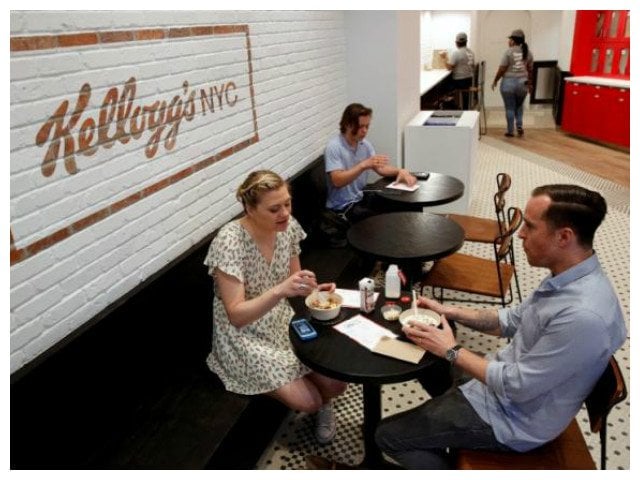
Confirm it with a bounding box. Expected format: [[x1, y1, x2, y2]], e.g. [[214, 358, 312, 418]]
[[11, 156, 368, 469]]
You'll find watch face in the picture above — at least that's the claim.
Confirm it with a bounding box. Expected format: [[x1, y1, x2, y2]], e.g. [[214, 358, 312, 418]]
[[446, 345, 460, 363]]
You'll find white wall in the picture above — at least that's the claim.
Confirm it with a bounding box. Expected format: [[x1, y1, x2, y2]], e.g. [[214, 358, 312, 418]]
[[558, 11, 577, 70], [396, 11, 422, 164], [9, 11, 349, 373], [345, 11, 421, 168], [421, 11, 472, 69], [531, 11, 564, 61]]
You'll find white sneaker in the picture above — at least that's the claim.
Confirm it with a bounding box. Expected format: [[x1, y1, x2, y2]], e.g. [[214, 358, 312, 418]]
[[315, 402, 336, 445]]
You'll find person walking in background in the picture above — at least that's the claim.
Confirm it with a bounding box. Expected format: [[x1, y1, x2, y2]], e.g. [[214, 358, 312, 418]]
[[204, 170, 346, 445], [491, 29, 534, 137], [441, 32, 475, 110]]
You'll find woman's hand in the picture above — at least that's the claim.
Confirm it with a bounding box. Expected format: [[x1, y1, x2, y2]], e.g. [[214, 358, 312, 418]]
[[317, 282, 336, 293], [276, 269, 318, 298]]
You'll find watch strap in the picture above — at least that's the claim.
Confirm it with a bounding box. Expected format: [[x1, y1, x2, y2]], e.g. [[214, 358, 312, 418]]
[[446, 344, 462, 363]]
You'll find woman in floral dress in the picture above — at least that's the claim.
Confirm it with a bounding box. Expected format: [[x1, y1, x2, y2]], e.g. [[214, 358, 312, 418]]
[[204, 170, 346, 444]]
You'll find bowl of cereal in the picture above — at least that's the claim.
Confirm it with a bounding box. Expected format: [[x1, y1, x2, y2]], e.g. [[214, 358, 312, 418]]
[[399, 308, 441, 328], [305, 291, 343, 321], [381, 304, 402, 321]]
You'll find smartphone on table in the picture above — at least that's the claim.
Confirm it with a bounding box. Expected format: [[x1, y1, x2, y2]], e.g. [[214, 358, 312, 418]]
[[291, 318, 318, 341]]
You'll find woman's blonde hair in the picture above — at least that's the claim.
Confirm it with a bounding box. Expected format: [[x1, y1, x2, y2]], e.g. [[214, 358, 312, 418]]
[[236, 170, 288, 211]]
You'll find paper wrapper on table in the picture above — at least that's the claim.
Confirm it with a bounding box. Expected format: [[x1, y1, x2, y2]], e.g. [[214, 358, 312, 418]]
[[372, 337, 426, 364], [432, 49, 448, 69]]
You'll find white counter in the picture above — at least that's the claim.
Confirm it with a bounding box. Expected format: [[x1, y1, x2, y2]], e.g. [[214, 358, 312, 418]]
[[420, 69, 450, 95], [404, 110, 479, 214], [566, 76, 630, 88]]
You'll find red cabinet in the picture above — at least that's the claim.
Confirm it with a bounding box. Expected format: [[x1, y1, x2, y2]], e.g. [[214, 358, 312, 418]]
[[603, 87, 630, 147], [571, 10, 630, 78], [562, 81, 629, 148], [563, 10, 630, 148], [562, 82, 591, 136]]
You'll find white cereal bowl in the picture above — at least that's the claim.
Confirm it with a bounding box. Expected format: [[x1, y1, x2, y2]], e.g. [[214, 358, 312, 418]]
[[399, 308, 441, 328], [381, 304, 402, 321], [305, 292, 343, 321]]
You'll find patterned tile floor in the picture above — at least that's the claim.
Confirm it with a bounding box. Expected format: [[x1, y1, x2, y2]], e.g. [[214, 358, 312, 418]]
[[256, 135, 630, 470]]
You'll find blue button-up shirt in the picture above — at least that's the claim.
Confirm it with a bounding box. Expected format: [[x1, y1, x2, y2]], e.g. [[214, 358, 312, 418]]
[[461, 254, 626, 451], [324, 134, 375, 211]]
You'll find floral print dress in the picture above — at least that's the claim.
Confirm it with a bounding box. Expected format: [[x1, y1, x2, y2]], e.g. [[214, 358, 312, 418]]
[[203, 217, 310, 395]]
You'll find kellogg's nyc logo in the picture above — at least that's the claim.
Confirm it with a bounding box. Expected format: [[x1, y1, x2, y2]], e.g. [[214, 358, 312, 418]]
[[10, 24, 258, 265], [36, 77, 239, 177]]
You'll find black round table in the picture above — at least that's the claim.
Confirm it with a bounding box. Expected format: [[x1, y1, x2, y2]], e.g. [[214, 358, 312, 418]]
[[375, 173, 465, 211], [347, 211, 465, 286], [289, 297, 439, 468]]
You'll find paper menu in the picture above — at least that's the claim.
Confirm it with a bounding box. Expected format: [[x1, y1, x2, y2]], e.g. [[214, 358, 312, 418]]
[[333, 315, 397, 350], [385, 181, 420, 192], [334, 288, 379, 309], [333, 315, 426, 364]]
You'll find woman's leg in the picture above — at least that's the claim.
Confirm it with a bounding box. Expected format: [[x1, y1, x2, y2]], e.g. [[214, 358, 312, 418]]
[[306, 373, 347, 444], [500, 79, 516, 135], [307, 371, 348, 402], [515, 82, 528, 131], [266, 376, 324, 413], [265, 373, 346, 412], [266, 373, 346, 444]]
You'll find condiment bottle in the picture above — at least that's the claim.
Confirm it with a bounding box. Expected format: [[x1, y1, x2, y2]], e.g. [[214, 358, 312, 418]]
[[385, 264, 401, 299], [359, 277, 375, 313]]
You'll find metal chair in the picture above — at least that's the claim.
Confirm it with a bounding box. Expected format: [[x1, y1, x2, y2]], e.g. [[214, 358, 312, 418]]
[[421, 206, 523, 307], [456, 356, 628, 470], [451, 60, 487, 136], [448, 173, 511, 244]]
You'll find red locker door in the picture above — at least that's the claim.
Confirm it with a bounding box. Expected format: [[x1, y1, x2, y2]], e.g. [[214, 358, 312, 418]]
[[562, 82, 591, 137], [604, 87, 630, 147], [584, 84, 606, 140]]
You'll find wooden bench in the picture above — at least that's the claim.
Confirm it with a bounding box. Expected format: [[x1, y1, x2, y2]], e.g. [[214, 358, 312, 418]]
[[456, 356, 627, 470]]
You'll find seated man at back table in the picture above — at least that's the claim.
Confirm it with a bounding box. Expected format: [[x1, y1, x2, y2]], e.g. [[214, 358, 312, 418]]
[[325, 103, 416, 224], [375, 184, 626, 469]]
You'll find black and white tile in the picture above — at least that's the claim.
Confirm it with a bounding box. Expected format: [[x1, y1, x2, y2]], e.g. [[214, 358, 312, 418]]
[[257, 137, 630, 470]]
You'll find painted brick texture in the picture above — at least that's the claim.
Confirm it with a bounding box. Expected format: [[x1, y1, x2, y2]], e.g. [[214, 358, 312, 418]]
[[10, 11, 348, 373]]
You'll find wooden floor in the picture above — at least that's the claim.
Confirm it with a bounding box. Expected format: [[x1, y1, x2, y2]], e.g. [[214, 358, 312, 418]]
[[485, 127, 630, 188]]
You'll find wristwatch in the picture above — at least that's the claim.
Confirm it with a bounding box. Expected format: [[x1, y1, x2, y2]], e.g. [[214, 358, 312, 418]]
[[445, 344, 463, 364]]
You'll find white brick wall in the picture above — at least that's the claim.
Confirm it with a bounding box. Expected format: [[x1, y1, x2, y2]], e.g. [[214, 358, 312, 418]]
[[10, 11, 348, 373]]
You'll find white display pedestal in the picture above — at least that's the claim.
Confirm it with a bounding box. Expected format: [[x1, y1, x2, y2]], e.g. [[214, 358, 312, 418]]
[[404, 111, 479, 214]]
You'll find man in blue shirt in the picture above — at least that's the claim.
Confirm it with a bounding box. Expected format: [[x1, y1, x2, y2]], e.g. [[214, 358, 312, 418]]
[[325, 103, 416, 224], [375, 184, 627, 468]]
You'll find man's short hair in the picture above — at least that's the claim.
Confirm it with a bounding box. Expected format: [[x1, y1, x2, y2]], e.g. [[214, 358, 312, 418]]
[[532, 184, 607, 248], [340, 103, 373, 134]]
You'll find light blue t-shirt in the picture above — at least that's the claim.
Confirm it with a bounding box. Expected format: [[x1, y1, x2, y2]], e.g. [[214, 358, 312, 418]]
[[461, 254, 626, 451], [324, 133, 375, 211]]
